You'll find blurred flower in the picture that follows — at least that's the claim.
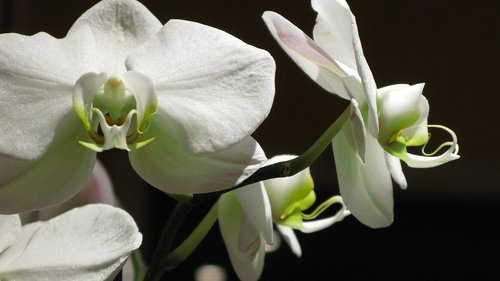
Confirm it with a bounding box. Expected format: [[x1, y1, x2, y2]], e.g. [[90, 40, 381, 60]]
[[0, 0, 275, 214], [263, 0, 459, 228], [0, 204, 141, 281]]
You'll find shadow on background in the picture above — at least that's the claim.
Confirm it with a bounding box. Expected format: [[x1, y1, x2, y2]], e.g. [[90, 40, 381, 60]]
[[1, 0, 499, 280]]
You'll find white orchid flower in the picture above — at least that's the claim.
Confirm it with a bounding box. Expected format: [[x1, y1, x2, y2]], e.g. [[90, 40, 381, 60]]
[[0, 204, 142, 281], [263, 0, 459, 228], [218, 155, 349, 280], [0, 0, 275, 214]]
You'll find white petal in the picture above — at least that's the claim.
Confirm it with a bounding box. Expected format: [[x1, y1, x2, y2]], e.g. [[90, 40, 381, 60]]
[[403, 95, 430, 146], [0, 26, 98, 160], [378, 83, 425, 144], [385, 153, 408, 189], [350, 12, 379, 137], [0, 214, 21, 254], [332, 126, 394, 228], [67, 0, 162, 74], [275, 225, 302, 258], [262, 11, 351, 99], [126, 19, 275, 154], [0, 204, 142, 281], [344, 99, 366, 163], [311, 0, 357, 72], [312, 0, 378, 136], [218, 193, 265, 281], [121, 71, 157, 133], [234, 182, 273, 243], [0, 114, 96, 214], [129, 118, 267, 194]]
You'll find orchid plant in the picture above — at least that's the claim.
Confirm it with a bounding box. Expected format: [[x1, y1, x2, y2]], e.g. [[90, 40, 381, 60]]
[[0, 0, 460, 280]]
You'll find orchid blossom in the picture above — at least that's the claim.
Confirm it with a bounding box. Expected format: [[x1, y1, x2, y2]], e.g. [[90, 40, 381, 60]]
[[218, 155, 349, 280], [0, 0, 275, 214], [0, 204, 142, 281], [263, 0, 459, 228]]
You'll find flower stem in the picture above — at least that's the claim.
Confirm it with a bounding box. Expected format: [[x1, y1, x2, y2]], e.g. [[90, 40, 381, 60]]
[[166, 202, 218, 269], [143, 201, 195, 281], [193, 105, 351, 203], [132, 249, 147, 281]]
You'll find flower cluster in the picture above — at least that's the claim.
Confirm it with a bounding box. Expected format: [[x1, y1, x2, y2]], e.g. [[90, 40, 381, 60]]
[[0, 0, 459, 280]]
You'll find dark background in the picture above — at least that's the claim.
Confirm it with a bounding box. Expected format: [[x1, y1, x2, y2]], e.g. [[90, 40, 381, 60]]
[[1, 0, 499, 280]]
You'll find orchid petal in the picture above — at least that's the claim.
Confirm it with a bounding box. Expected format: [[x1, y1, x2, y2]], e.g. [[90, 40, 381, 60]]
[[350, 13, 379, 137], [218, 193, 265, 281], [121, 71, 157, 133], [385, 153, 408, 189], [233, 182, 273, 243], [275, 225, 302, 258], [312, 0, 378, 136], [0, 204, 142, 281], [67, 0, 162, 74], [0, 215, 21, 254], [332, 126, 394, 228], [403, 95, 430, 147], [378, 83, 426, 145], [344, 99, 366, 163], [129, 117, 266, 194], [126, 19, 275, 154], [0, 26, 97, 160], [262, 11, 352, 99], [0, 114, 96, 214], [311, 0, 357, 72]]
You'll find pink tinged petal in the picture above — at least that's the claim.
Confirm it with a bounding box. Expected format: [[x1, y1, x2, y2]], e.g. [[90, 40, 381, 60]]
[[0, 26, 98, 160], [0, 214, 21, 254], [332, 127, 394, 228], [233, 182, 273, 243], [218, 193, 265, 281], [262, 11, 354, 100], [129, 117, 267, 194], [0, 114, 96, 214], [0, 204, 142, 281], [67, 0, 162, 74], [385, 153, 408, 189], [126, 19, 275, 154], [275, 225, 302, 258]]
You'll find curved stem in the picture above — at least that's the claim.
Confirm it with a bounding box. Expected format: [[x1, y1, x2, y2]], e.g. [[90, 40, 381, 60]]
[[143, 202, 194, 281]]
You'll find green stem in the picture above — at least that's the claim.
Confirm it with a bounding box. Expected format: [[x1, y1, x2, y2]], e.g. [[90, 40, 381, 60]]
[[143, 202, 195, 281], [193, 105, 351, 203], [166, 202, 218, 269], [131, 249, 147, 281]]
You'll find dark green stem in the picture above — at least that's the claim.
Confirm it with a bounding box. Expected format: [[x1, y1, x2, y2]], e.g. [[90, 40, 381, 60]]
[[143, 202, 195, 281]]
